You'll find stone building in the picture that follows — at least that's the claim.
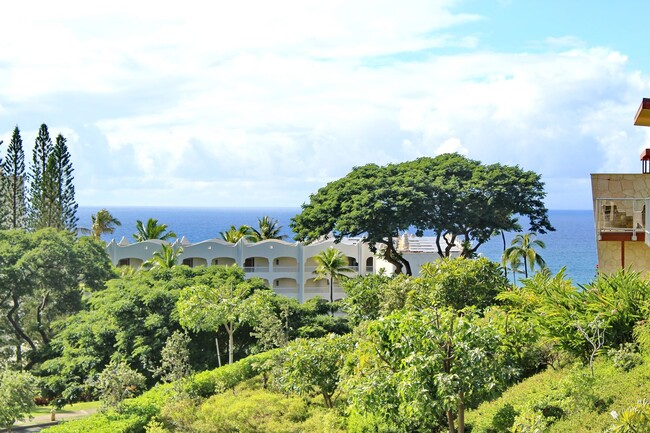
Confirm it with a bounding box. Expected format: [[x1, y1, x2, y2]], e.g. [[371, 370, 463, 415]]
[[591, 98, 650, 274]]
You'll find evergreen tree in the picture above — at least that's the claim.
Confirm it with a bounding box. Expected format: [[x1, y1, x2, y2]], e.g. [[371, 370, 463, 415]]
[[41, 134, 78, 231], [0, 137, 5, 228], [0, 127, 27, 230], [28, 124, 53, 230]]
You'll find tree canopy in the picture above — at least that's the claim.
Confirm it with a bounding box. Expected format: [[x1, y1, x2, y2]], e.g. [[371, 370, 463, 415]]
[[291, 153, 554, 275]]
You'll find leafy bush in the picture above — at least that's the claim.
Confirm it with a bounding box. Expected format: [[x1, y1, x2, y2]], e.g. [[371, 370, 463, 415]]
[[42, 351, 276, 433], [413, 257, 508, 311], [608, 343, 643, 372], [606, 399, 650, 433], [490, 403, 518, 432], [95, 360, 146, 412], [185, 350, 276, 398]]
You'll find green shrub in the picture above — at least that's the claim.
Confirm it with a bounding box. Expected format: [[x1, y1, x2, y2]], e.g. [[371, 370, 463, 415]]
[[490, 403, 518, 432], [608, 343, 643, 372], [189, 388, 310, 433], [185, 350, 276, 397]]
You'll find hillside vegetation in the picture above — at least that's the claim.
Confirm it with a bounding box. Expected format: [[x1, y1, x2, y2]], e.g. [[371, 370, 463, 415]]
[[34, 259, 650, 433]]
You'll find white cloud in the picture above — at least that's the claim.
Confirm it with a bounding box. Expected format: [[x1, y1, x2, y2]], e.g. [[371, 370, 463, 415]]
[[1, 1, 649, 209]]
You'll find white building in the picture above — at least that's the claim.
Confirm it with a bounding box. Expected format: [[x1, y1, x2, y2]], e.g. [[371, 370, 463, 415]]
[[106, 235, 460, 302]]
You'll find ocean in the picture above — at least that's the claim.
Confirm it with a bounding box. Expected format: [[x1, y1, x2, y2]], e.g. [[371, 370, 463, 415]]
[[77, 207, 597, 286]]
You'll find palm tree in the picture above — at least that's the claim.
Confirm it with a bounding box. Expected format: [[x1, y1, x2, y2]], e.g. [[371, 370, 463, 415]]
[[219, 225, 255, 243], [132, 218, 177, 242], [143, 244, 183, 270], [251, 216, 286, 241], [313, 247, 355, 314], [502, 233, 546, 279], [90, 209, 121, 240], [502, 252, 523, 286]]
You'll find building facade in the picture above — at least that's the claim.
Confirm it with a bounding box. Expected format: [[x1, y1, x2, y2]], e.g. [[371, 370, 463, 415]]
[[591, 98, 650, 274], [106, 235, 459, 302]]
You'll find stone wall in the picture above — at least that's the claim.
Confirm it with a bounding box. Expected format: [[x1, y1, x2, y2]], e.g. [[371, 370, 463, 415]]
[[597, 240, 650, 276], [592, 173, 650, 276]]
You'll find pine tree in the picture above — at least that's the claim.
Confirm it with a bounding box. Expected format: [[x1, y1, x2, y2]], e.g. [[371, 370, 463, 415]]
[[41, 134, 78, 231], [28, 124, 53, 230], [0, 127, 27, 230], [0, 137, 5, 228]]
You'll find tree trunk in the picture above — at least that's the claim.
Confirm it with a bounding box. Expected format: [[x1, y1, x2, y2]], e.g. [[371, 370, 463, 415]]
[[501, 231, 508, 279], [322, 391, 333, 409], [36, 289, 51, 346], [7, 294, 36, 351], [458, 392, 465, 433], [446, 410, 455, 433], [329, 277, 334, 316], [383, 239, 412, 276], [226, 323, 234, 365]]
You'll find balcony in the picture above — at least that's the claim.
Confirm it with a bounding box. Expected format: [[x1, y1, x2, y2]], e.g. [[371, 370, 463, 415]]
[[595, 198, 648, 242], [243, 266, 270, 273]]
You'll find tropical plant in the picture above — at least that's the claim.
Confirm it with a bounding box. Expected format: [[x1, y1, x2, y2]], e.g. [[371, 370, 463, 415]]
[[94, 360, 146, 412], [346, 308, 513, 433], [143, 244, 183, 269], [89, 209, 121, 240], [251, 216, 286, 241], [132, 218, 177, 242], [313, 247, 355, 312], [503, 233, 547, 278], [413, 257, 508, 311], [219, 225, 255, 243], [0, 364, 38, 431], [177, 266, 268, 364], [277, 333, 353, 409]]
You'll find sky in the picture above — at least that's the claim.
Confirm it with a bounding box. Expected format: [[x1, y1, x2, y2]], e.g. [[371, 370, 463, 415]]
[[2, 0, 650, 210]]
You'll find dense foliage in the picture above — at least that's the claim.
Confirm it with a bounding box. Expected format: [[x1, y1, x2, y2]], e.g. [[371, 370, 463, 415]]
[[291, 153, 553, 275]]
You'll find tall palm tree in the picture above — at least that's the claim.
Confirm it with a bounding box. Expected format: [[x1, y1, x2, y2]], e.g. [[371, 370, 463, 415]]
[[313, 247, 355, 314], [143, 244, 183, 270], [502, 233, 546, 278], [90, 209, 121, 240], [219, 225, 255, 243], [251, 216, 286, 241], [132, 218, 177, 242]]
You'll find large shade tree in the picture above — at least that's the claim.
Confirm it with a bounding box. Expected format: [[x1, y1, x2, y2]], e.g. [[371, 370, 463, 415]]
[[0, 229, 114, 368], [292, 153, 554, 275]]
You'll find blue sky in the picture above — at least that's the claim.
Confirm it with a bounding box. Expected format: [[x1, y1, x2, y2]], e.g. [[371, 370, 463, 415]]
[[1, 0, 650, 209]]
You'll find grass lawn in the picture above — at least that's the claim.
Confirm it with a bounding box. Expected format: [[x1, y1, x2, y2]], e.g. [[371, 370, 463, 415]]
[[30, 401, 99, 417]]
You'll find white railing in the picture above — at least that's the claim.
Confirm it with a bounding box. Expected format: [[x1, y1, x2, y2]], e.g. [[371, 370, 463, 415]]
[[594, 197, 649, 241], [243, 266, 270, 273], [272, 266, 298, 272]]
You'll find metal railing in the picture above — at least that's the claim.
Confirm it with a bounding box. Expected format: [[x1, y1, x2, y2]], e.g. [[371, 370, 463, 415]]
[[243, 266, 270, 273], [594, 197, 649, 241]]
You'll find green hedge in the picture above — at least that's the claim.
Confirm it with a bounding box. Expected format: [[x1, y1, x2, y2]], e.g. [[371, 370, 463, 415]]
[[185, 350, 277, 398], [42, 350, 278, 433]]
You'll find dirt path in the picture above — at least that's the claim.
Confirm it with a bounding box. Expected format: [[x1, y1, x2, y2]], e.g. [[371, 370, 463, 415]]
[[3, 408, 97, 432]]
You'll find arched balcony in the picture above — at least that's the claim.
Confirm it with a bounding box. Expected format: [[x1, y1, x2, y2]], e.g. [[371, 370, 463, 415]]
[[271, 257, 298, 273], [212, 257, 236, 266], [243, 257, 270, 273], [181, 257, 207, 268], [272, 278, 299, 299], [117, 258, 143, 268]]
